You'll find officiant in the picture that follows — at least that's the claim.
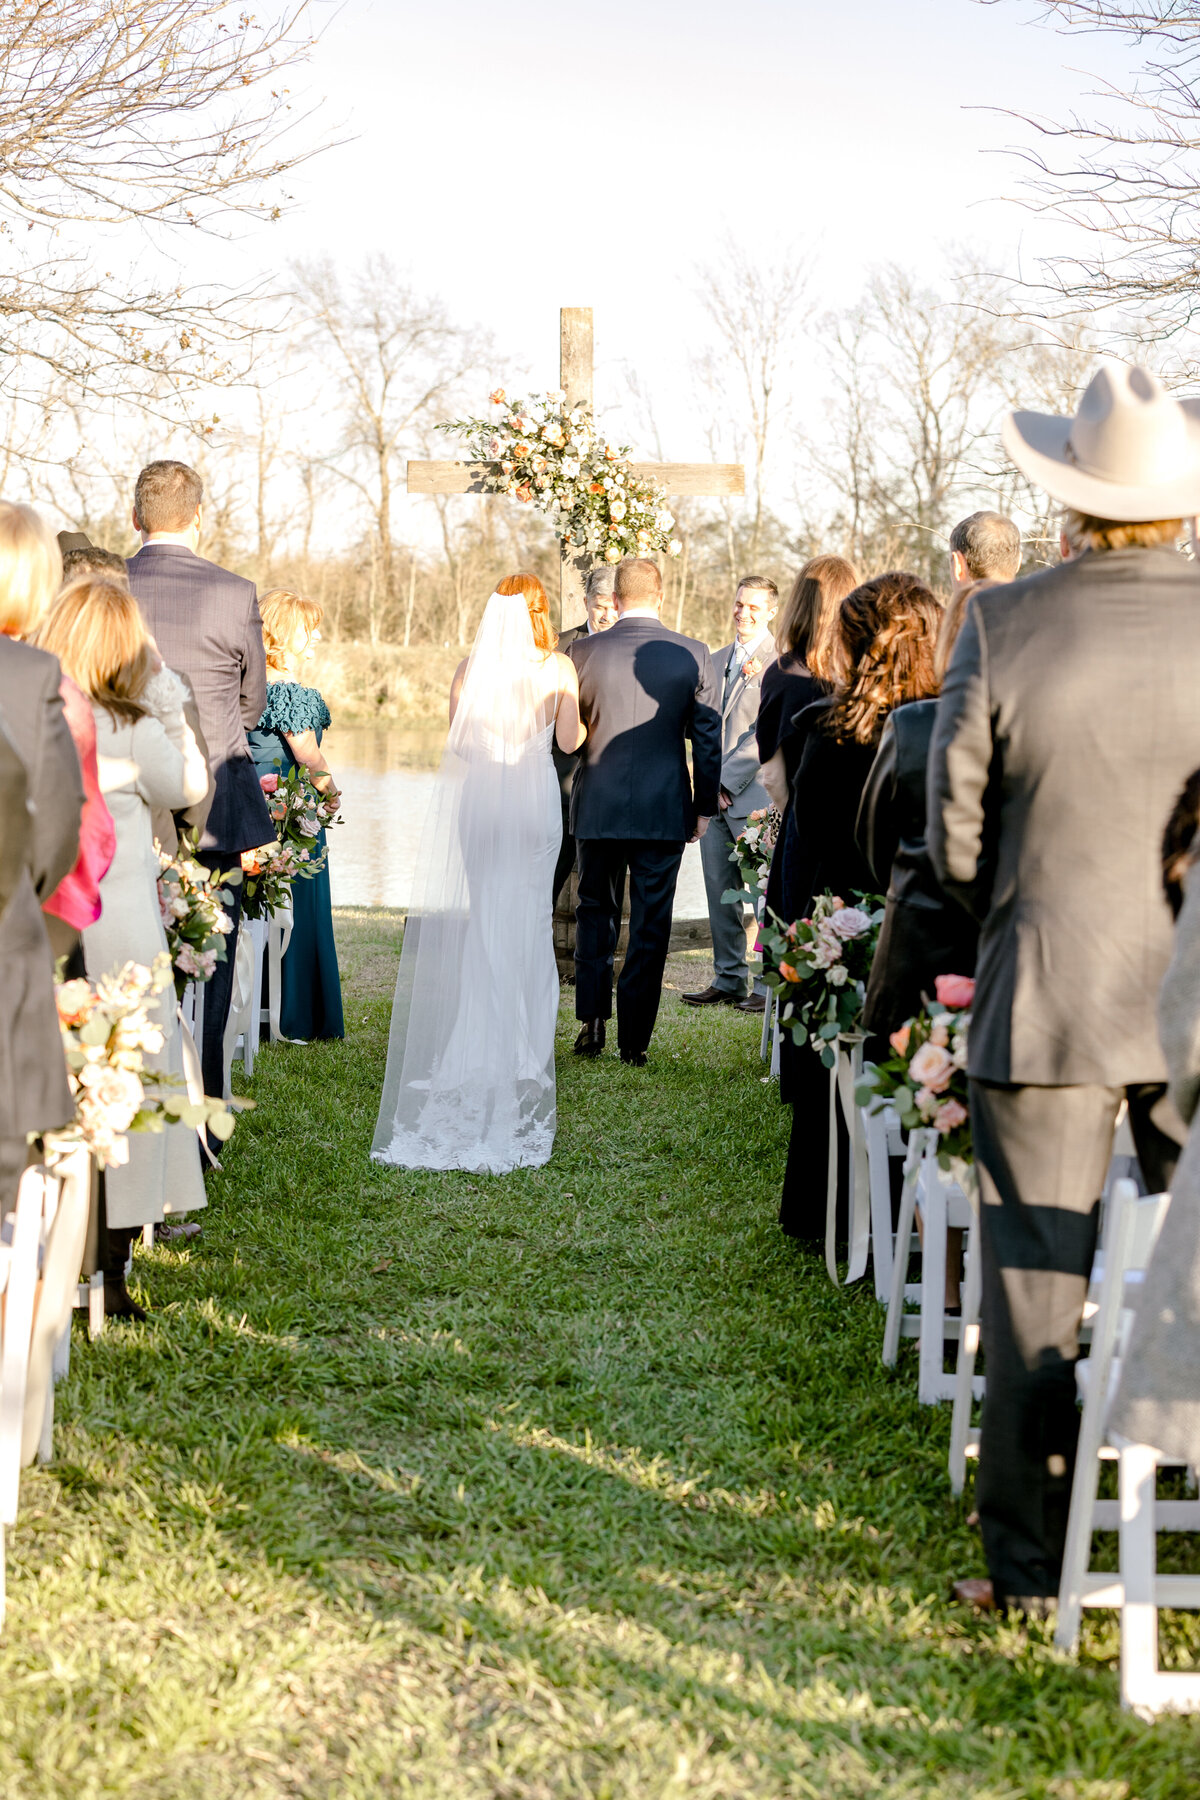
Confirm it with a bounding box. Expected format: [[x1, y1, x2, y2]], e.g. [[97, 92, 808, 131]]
[[552, 565, 619, 912]]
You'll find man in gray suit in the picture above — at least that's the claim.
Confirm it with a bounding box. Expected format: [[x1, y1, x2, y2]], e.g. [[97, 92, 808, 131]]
[[571, 557, 721, 1064], [929, 362, 1200, 1614], [126, 460, 272, 1107], [682, 575, 777, 1014]]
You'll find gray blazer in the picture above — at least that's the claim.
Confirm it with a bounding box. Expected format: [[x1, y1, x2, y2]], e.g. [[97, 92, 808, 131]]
[[0, 638, 84, 902], [570, 614, 721, 842], [0, 663, 78, 1138], [126, 542, 271, 857], [713, 634, 776, 827], [928, 548, 1200, 1086]]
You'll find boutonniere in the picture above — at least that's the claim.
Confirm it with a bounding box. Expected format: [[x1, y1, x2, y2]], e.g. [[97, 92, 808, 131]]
[[742, 654, 764, 680]]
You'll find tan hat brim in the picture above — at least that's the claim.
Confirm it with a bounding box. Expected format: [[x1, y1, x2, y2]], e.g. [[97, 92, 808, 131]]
[[1002, 402, 1200, 521]]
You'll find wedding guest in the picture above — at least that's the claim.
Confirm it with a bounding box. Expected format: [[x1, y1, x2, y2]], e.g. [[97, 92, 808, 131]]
[[855, 582, 991, 1037], [247, 587, 344, 1042], [779, 572, 940, 1240], [38, 578, 211, 1315], [755, 555, 859, 928], [62, 545, 132, 585], [929, 363, 1200, 1615], [0, 501, 98, 974], [1111, 782, 1200, 1465], [0, 708, 76, 1216], [553, 566, 618, 912], [683, 576, 778, 1014], [947, 511, 1021, 598], [126, 460, 272, 1112]]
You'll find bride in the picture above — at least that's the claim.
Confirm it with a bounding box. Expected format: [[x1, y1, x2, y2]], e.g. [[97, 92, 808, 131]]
[[371, 573, 586, 1173]]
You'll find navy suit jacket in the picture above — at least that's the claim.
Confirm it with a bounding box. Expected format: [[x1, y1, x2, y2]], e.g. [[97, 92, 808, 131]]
[[570, 613, 721, 842], [126, 543, 272, 857]]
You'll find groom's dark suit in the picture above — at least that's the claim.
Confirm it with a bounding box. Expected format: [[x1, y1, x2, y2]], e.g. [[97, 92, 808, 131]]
[[571, 611, 720, 1057]]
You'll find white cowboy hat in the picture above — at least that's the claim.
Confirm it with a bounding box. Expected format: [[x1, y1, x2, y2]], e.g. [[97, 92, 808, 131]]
[[1002, 360, 1200, 521]]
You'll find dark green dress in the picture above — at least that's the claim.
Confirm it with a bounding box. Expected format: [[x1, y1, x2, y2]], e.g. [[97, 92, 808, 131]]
[[247, 682, 345, 1042]]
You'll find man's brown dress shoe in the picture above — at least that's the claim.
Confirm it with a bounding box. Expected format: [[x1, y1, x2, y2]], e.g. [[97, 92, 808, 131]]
[[573, 1019, 606, 1057], [735, 993, 767, 1014], [680, 985, 740, 1007], [952, 1577, 995, 1610]]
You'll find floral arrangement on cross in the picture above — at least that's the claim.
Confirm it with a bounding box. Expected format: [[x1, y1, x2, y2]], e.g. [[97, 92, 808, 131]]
[[439, 388, 684, 564]]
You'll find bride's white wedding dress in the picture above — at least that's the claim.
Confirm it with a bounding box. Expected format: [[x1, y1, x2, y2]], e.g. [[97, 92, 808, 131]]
[[371, 590, 562, 1173]]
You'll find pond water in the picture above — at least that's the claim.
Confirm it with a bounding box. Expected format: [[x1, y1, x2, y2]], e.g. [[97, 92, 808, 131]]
[[323, 723, 709, 916]]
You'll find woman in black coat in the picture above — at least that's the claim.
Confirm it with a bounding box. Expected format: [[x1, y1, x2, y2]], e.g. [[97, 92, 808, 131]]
[[777, 572, 941, 1241], [855, 585, 985, 1038], [755, 555, 859, 924]]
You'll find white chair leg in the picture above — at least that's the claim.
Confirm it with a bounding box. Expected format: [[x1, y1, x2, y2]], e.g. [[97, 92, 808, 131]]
[[87, 1272, 105, 1340], [883, 1135, 924, 1367], [759, 991, 772, 1061], [864, 1106, 895, 1305], [1120, 1441, 1161, 1716], [51, 1325, 70, 1384], [949, 1218, 983, 1494], [36, 1385, 54, 1466], [142, 1223, 154, 1250], [918, 1163, 949, 1406]]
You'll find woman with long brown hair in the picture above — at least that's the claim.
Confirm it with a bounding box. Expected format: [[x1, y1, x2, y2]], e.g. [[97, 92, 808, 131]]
[[777, 571, 941, 1241], [373, 572, 585, 1174], [37, 577, 210, 1313]]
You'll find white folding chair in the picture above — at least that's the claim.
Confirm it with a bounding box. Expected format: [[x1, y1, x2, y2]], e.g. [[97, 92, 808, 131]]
[[863, 1101, 908, 1305], [1056, 1180, 1200, 1691], [27, 1142, 91, 1469], [0, 1166, 49, 1631], [882, 1133, 977, 1403]]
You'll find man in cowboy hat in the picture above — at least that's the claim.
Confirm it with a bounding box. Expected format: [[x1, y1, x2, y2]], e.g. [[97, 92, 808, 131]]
[[929, 361, 1200, 1616]]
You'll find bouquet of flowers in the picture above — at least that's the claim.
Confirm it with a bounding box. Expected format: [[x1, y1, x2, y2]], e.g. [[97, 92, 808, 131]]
[[759, 891, 885, 1067], [722, 806, 782, 909], [242, 769, 343, 920], [157, 832, 236, 998], [439, 388, 683, 565], [856, 975, 975, 1171], [55, 954, 247, 1166]]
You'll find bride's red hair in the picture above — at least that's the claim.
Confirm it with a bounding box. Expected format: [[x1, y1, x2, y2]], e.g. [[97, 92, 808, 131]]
[[496, 572, 557, 655]]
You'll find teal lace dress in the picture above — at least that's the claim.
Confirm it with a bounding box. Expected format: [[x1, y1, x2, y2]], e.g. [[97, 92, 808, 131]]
[[247, 682, 345, 1041]]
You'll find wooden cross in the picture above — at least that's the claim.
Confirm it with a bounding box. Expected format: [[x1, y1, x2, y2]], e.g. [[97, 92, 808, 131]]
[[406, 307, 745, 630]]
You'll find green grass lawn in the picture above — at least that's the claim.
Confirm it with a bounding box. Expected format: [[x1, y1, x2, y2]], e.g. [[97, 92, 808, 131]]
[[3, 908, 1198, 1797]]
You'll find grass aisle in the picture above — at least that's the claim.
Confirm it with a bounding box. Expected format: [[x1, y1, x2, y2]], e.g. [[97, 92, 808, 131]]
[[2, 909, 1197, 1798]]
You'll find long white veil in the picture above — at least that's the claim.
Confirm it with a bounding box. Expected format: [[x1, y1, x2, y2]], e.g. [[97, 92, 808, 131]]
[[371, 590, 561, 1173]]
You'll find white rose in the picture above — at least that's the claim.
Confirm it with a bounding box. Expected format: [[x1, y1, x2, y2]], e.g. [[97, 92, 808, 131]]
[[828, 963, 850, 987]]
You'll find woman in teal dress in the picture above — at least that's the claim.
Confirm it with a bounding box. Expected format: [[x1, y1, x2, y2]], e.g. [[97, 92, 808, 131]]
[[247, 589, 345, 1041]]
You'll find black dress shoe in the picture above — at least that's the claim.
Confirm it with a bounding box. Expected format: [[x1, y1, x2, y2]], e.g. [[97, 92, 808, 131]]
[[619, 1050, 648, 1067], [680, 985, 740, 1007], [573, 1019, 606, 1057], [103, 1277, 148, 1322], [735, 993, 767, 1014]]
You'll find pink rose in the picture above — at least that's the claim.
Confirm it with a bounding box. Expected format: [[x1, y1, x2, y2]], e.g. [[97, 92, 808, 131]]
[[828, 905, 872, 941], [908, 1040, 955, 1093], [934, 1098, 968, 1132], [259, 773, 280, 794], [934, 974, 975, 1011]]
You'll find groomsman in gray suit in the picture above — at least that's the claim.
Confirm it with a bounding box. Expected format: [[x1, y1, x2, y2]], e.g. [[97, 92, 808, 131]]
[[126, 461, 272, 1112], [683, 575, 777, 1014], [929, 363, 1200, 1615]]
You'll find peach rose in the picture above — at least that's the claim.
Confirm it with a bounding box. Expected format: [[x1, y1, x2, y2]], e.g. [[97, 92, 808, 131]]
[[934, 1098, 968, 1132], [934, 974, 975, 1011], [908, 1040, 955, 1093], [778, 961, 799, 983], [889, 1022, 911, 1057]]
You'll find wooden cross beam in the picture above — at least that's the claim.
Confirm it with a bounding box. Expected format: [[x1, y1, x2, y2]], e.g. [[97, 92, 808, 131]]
[[406, 307, 745, 630]]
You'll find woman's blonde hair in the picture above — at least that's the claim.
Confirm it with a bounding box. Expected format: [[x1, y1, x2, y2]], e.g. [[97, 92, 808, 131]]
[[0, 501, 63, 638], [35, 578, 153, 723], [935, 578, 997, 683], [259, 588, 324, 673], [496, 571, 557, 654]]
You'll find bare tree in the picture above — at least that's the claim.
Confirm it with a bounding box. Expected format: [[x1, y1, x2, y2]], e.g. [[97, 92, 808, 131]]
[[982, 2, 1200, 340], [0, 2, 326, 407], [692, 239, 813, 566], [295, 259, 491, 645]]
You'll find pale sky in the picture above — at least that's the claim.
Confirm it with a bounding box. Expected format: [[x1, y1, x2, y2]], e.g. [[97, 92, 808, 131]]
[[192, 0, 1134, 455]]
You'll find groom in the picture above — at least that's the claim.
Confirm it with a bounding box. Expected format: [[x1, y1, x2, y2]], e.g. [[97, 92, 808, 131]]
[[571, 557, 721, 1065]]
